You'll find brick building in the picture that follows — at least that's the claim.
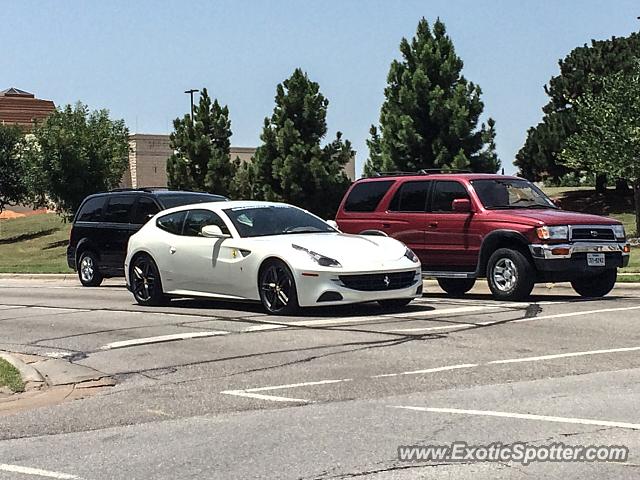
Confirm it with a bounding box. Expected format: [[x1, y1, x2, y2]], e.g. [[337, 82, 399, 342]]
[[0, 87, 55, 132]]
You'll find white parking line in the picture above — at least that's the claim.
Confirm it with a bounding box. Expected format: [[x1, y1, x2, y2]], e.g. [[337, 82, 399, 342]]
[[488, 346, 640, 364], [223, 345, 640, 403], [100, 331, 229, 350], [0, 463, 81, 479], [390, 406, 640, 430], [513, 305, 640, 324], [221, 379, 351, 403], [372, 363, 479, 378]]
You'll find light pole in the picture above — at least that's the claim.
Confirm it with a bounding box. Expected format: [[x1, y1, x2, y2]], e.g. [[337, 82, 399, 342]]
[[184, 89, 199, 122]]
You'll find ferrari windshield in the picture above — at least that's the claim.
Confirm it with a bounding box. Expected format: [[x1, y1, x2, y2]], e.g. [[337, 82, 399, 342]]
[[471, 179, 556, 210], [224, 205, 335, 238]]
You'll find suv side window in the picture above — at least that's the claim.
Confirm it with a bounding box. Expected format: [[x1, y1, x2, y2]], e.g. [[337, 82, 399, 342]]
[[389, 181, 430, 212], [103, 195, 136, 224], [182, 209, 230, 237], [77, 196, 105, 222], [431, 181, 469, 212], [157, 211, 186, 235], [344, 181, 394, 212], [132, 197, 161, 225]]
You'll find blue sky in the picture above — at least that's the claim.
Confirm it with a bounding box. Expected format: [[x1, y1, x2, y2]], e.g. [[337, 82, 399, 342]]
[[2, 1, 638, 175]]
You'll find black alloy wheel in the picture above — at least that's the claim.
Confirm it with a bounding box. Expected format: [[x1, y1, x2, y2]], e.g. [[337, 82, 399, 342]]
[[259, 260, 299, 315], [131, 254, 166, 306]]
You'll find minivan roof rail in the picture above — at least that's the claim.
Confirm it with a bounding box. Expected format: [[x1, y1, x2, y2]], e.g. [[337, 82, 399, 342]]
[[109, 187, 169, 193]]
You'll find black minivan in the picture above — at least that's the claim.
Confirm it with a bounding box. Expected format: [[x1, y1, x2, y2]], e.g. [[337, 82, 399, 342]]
[[67, 189, 227, 286]]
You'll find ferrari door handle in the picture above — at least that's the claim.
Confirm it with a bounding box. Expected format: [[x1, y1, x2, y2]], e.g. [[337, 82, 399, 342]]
[[382, 223, 391, 228], [169, 246, 176, 254], [429, 222, 438, 228]]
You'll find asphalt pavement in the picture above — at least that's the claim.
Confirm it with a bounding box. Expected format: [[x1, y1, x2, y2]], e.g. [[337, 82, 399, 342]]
[[1, 277, 640, 479]]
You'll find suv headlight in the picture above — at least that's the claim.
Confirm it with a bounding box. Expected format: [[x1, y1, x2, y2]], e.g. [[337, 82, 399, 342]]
[[536, 225, 568, 240], [612, 225, 626, 240], [404, 247, 419, 263], [292, 244, 342, 268]]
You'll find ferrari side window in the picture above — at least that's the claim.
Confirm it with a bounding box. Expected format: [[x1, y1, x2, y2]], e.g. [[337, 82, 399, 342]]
[[156, 211, 186, 235], [182, 209, 230, 237]]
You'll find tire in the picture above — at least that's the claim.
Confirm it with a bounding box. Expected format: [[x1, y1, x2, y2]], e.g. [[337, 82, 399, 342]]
[[130, 254, 166, 306], [259, 260, 300, 315], [571, 269, 617, 298], [486, 248, 535, 301], [378, 298, 413, 309], [77, 251, 103, 287], [437, 278, 476, 297]]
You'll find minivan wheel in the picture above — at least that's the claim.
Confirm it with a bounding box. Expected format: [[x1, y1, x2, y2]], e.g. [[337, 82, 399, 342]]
[[78, 251, 103, 287], [571, 269, 617, 297], [259, 260, 299, 315], [487, 248, 535, 301], [437, 278, 476, 297], [130, 254, 166, 306]]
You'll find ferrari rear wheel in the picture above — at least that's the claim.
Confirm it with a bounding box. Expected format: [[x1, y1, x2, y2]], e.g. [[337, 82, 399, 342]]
[[259, 260, 299, 315]]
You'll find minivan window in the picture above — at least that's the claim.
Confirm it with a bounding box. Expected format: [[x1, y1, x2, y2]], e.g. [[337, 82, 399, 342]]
[[77, 196, 105, 222], [344, 181, 394, 212], [388, 181, 430, 212], [159, 193, 226, 209], [156, 211, 187, 235], [132, 197, 160, 224], [103, 195, 136, 223], [182, 209, 230, 237], [431, 181, 469, 212]]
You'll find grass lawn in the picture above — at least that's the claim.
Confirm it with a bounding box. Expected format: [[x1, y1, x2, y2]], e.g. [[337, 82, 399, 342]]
[[0, 213, 72, 273], [0, 358, 24, 393]]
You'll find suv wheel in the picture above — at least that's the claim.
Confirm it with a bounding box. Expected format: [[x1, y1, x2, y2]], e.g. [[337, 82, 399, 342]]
[[437, 278, 476, 297], [571, 269, 617, 297], [78, 251, 103, 287], [487, 248, 535, 301]]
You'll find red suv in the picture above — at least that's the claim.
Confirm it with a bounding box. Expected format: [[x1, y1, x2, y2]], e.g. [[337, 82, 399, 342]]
[[335, 173, 631, 301]]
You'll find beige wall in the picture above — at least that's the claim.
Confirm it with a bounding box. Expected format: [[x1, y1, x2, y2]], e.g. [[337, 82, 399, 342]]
[[123, 134, 356, 189]]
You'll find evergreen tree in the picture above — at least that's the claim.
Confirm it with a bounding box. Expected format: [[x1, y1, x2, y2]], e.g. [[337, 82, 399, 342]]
[[560, 66, 640, 235], [516, 32, 640, 184], [364, 18, 500, 175], [167, 88, 238, 197], [249, 68, 352, 218]]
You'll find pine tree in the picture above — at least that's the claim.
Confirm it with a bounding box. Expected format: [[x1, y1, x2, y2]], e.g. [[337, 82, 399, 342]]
[[364, 18, 500, 175], [249, 69, 352, 218], [516, 32, 640, 184], [167, 88, 237, 197]]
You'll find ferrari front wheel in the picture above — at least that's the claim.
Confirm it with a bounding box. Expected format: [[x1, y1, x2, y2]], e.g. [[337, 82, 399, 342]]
[[259, 260, 299, 315]]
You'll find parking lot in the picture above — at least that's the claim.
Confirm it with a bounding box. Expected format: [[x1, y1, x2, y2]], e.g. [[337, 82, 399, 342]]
[[1, 277, 640, 479]]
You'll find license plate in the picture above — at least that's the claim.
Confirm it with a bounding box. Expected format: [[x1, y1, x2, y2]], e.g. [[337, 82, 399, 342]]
[[587, 253, 605, 267]]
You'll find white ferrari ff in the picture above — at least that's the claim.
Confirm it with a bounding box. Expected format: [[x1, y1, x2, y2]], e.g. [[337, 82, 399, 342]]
[[124, 201, 422, 314]]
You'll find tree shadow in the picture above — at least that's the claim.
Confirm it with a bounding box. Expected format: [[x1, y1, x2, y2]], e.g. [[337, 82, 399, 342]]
[[0, 228, 58, 245]]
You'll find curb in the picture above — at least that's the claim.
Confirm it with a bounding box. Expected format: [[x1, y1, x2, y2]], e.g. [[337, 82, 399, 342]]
[[0, 273, 75, 280], [0, 352, 45, 391]]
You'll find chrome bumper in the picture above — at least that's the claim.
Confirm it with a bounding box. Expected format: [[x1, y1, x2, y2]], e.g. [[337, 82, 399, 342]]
[[529, 242, 631, 260]]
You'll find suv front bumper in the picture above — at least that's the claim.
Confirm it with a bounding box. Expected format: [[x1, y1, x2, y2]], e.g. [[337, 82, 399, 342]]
[[529, 242, 630, 273]]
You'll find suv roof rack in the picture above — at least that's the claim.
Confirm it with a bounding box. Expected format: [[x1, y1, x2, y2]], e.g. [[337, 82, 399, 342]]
[[367, 169, 472, 178]]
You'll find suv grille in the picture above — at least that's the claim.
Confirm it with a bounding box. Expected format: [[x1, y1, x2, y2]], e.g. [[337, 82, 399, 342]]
[[570, 227, 615, 241], [338, 271, 417, 291]]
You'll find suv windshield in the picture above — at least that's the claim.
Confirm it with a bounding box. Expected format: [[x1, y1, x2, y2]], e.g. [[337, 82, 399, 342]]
[[158, 193, 227, 209], [471, 179, 556, 210], [224, 205, 335, 238]]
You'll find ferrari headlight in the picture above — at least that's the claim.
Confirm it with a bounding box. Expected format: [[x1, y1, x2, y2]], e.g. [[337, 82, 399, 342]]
[[404, 248, 419, 263], [292, 244, 342, 268], [612, 225, 626, 239], [536, 225, 568, 240]]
